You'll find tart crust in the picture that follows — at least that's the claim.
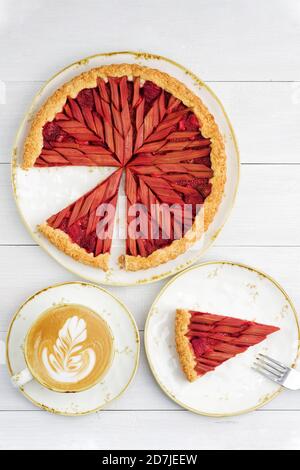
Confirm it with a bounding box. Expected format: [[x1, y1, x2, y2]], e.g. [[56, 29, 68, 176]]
[[23, 64, 226, 271], [175, 309, 197, 382], [38, 223, 110, 271]]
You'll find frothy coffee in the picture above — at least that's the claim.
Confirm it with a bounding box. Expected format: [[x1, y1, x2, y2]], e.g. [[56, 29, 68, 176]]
[[25, 304, 113, 392]]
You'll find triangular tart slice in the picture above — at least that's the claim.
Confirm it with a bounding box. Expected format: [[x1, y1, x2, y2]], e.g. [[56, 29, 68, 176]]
[[38, 169, 122, 271], [175, 309, 279, 381]]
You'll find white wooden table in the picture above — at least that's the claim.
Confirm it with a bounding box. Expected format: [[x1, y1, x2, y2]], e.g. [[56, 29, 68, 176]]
[[1, 0, 300, 450]]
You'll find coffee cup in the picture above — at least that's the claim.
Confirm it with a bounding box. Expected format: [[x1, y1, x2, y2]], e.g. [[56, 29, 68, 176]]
[[11, 304, 114, 393]]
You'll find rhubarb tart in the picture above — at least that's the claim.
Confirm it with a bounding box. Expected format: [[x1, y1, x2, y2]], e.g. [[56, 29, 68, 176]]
[[23, 64, 226, 271]]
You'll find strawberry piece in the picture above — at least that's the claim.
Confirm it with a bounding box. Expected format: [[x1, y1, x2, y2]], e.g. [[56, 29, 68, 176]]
[[58, 218, 68, 232], [179, 113, 200, 131], [199, 183, 212, 198], [77, 89, 94, 109], [195, 156, 211, 167], [127, 80, 134, 104], [43, 122, 65, 142], [81, 233, 97, 253], [67, 220, 85, 245], [184, 193, 204, 205], [143, 81, 161, 103], [153, 237, 172, 250]]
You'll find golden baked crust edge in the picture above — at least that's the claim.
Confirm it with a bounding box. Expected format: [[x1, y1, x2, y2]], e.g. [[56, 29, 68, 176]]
[[175, 309, 197, 382], [119, 211, 203, 271], [38, 223, 110, 271]]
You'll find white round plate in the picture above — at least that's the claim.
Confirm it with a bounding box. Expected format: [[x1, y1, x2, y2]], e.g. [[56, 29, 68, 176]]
[[145, 261, 299, 416], [6, 282, 140, 416], [12, 51, 239, 286]]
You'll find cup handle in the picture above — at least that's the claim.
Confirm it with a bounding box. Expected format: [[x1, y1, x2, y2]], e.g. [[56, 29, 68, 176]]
[[11, 368, 33, 388]]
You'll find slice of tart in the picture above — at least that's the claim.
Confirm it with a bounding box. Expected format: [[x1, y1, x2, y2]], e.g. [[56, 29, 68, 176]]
[[39, 169, 122, 271], [23, 64, 226, 271], [175, 309, 279, 381], [121, 157, 213, 271]]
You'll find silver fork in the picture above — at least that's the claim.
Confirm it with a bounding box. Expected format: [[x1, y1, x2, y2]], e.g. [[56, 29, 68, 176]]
[[253, 353, 300, 390]]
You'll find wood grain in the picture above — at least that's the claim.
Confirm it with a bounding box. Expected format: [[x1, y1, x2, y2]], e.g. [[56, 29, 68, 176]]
[[0, 0, 299, 82], [1, 409, 300, 450], [0, 246, 299, 333]]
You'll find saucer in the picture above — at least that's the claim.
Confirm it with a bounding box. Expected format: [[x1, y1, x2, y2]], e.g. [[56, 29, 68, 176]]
[[145, 261, 299, 416], [6, 282, 140, 415]]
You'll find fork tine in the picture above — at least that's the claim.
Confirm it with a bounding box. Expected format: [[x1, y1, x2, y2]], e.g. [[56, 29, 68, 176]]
[[252, 364, 281, 382], [256, 355, 286, 375], [257, 353, 288, 372], [253, 361, 283, 379]]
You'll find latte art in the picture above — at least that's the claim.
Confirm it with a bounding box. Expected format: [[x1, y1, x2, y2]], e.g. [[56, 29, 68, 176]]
[[42, 316, 96, 383], [25, 305, 113, 392]]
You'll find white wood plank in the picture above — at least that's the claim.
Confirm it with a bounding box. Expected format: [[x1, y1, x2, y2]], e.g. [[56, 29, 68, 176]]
[[2, 81, 300, 164], [212, 82, 300, 164], [0, 409, 300, 450], [0, 246, 162, 332], [2, 165, 300, 245], [0, 82, 40, 163], [0, 0, 299, 82], [0, 164, 34, 245], [216, 164, 300, 246], [0, 246, 299, 332]]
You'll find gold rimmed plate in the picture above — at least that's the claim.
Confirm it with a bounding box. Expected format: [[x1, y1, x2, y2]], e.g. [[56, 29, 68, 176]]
[[6, 282, 140, 416], [12, 51, 240, 286], [144, 261, 299, 416]]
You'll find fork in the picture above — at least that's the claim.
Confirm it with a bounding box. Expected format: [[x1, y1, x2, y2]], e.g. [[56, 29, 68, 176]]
[[253, 353, 300, 390]]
